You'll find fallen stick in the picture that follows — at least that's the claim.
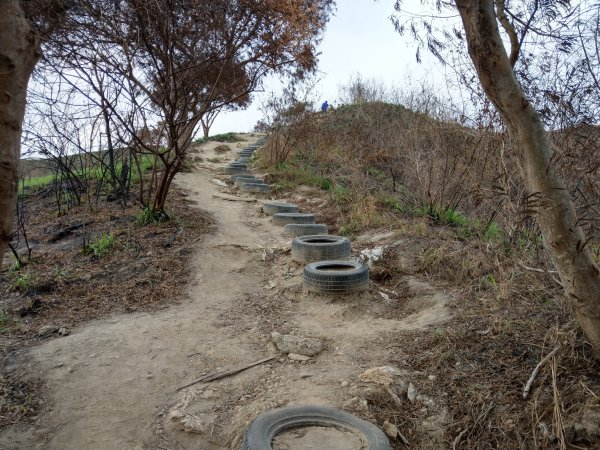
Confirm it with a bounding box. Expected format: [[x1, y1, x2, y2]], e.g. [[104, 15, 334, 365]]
[[517, 262, 563, 287], [523, 346, 560, 399], [176, 356, 274, 392], [211, 193, 256, 202]]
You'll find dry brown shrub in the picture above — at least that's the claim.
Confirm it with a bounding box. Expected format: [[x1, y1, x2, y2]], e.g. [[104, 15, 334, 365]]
[[214, 144, 230, 154]]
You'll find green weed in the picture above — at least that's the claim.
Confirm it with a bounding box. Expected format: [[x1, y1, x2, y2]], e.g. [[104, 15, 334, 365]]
[[13, 273, 34, 292], [136, 207, 169, 225], [84, 233, 116, 258], [194, 132, 243, 145], [0, 310, 10, 333], [207, 157, 224, 163]]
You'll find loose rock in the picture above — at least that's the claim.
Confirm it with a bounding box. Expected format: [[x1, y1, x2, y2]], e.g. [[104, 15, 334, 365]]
[[383, 420, 399, 439], [271, 332, 323, 356], [37, 325, 59, 338], [288, 353, 310, 362]]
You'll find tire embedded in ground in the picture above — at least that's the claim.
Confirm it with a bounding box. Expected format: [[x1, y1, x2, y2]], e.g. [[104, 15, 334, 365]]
[[272, 213, 315, 226], [222, 166, 247, 175], [303, 260, 369, 293], [235, 177, 265, 187], [243, 405, 390, 450], [240, 182, 270, 193], [262, 201, 299, 215], [291, 235, 351, 263], [283, 223, 328, 237], [231, 174, 257, 182]]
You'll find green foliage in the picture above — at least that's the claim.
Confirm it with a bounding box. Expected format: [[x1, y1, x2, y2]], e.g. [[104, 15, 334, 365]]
[[339, 221, 360, 236], [13, 273, 34, 292], [194, 133, 243, 145], [484, 222, 502, 241], [270, 162, 333, 191], [136, 207, 170, 225], [378, 194, 405, 212], [330, 185, 352, 206], [0, 310, 10, 333], [84, 233, 116, 258], [207, 157, 225, 163]]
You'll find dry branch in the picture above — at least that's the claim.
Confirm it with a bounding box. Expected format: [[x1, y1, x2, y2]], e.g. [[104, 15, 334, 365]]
[[176, 356, 274, 392], [523, 346, 560, 399], [211, 194, 256, 202]]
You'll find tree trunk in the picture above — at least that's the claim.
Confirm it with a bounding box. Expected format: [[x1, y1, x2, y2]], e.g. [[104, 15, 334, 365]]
[[201, 118, 209, 138], [0, 0, 40, 264], [455, 0, 600, 356]]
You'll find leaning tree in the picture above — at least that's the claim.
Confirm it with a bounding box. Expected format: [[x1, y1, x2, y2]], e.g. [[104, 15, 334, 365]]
[[394, 0, 600, 356]]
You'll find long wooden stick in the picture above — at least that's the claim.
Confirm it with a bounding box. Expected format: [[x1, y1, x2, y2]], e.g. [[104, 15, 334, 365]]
[[176, 356, 274, 392], [523, 347, 560, 399]]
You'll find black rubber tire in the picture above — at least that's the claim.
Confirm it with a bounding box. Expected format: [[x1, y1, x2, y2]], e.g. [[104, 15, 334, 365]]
[[228, 163, 247, 169], [235, 177, 265, 187], [243, 405, 390, 450], [222, 166, 247, 175], [262, 201, 299, 215], [272, 213, 315, 226], [240, 182, 270, 193], [283, 223, 328, 237], [291, 235, 351, 263], [303, 260, 369, 293], [231, 174, 257, 182]]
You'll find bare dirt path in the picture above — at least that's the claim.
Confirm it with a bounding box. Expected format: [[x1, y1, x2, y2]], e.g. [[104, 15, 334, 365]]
[[1, 136, 452, 450]]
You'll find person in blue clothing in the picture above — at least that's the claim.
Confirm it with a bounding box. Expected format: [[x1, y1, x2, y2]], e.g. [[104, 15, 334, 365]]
[[321, 100, 329, 112]]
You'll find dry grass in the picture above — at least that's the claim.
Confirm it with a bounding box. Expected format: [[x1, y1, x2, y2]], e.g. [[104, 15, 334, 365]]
[[256, 100, 600, 448]]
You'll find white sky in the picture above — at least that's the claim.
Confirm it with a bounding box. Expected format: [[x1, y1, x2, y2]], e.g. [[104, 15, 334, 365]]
[[210, 0, 449, 135]]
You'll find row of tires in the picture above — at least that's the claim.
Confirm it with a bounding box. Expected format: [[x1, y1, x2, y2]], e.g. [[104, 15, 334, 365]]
[[221, 146, 370, 294], [263, 204, 370, 294], [222, 144, 272, 193], [215, 142, 388, 449]]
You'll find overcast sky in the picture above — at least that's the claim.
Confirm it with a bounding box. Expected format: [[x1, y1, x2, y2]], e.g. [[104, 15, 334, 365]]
[[210, 0, 449, 135]]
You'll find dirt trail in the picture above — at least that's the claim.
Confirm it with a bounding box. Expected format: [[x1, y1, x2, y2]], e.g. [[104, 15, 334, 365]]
[[1, 137, 452, 450]]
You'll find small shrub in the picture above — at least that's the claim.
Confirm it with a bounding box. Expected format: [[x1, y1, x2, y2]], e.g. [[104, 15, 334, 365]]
[[207, 157, 224, 163], [13, 273, 34, 292], [136, 207, 170, 225], [0, 311, 10, 333], [214, 144, 230, 154], [194, 133, 243, 144], [84, 233, 116, 258]]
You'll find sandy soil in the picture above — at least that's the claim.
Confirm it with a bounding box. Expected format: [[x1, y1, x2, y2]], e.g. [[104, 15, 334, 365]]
[[0, 136, 452, 450]]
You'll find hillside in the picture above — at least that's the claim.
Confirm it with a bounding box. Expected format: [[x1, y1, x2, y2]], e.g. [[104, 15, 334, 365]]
[[0, 113, 599, 449]]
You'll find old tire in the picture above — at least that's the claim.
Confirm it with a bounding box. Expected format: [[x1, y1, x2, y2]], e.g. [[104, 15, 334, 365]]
[[222, 166, 247, 175], [283, 223, 328, 237], [231, 174, 257, 182], [272, 213, 315, 226], [235, 177, 264, 187], [291, 235, 351, 263], [262, 201, 299, 215], [243, 405, 390, 450], [240, 182, 270, 193], [303, 260, 369, 293]]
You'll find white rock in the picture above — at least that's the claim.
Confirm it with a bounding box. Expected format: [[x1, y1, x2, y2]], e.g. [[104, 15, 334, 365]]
[[288, 353, 310, 362]]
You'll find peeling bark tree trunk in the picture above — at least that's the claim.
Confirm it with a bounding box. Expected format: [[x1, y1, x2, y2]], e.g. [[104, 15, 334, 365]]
[[0, 0, 40, 264], [455, 0, 600, 356]]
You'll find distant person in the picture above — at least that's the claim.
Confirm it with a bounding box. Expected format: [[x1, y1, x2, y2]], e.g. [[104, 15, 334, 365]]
[[321, 100, 329, 112]]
